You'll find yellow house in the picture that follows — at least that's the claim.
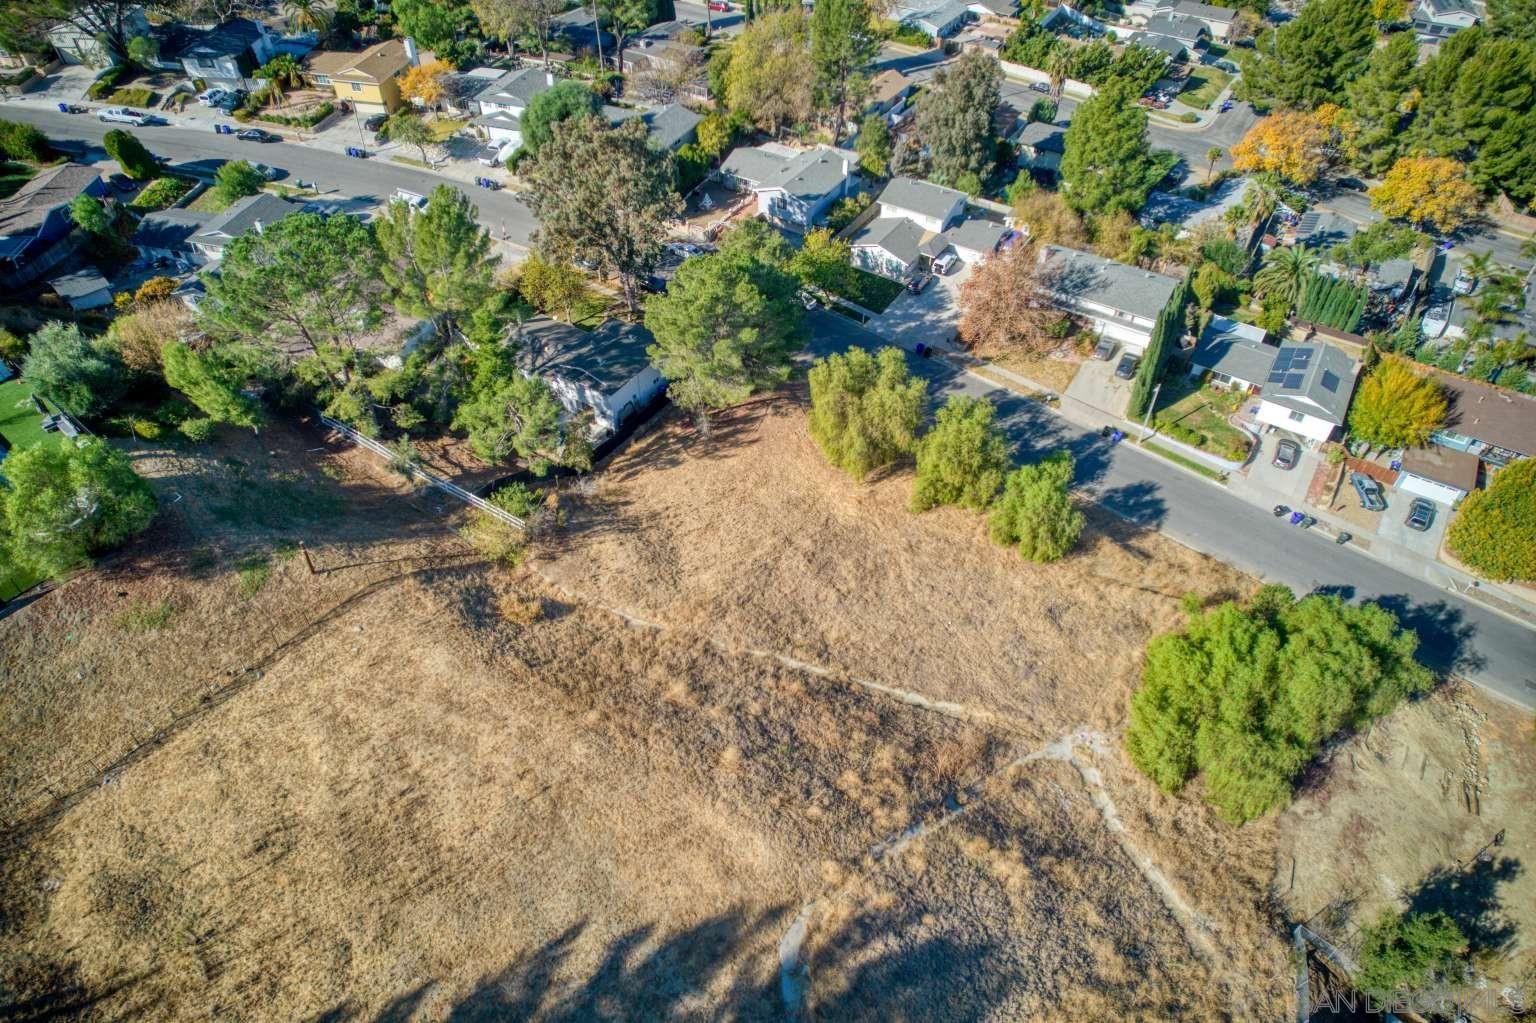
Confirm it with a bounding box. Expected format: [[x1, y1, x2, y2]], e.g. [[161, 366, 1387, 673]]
[[314, 38, 413, 115]]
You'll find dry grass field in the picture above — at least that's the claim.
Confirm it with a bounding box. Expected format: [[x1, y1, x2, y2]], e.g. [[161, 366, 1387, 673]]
[[4, 396, 1529, 1020]]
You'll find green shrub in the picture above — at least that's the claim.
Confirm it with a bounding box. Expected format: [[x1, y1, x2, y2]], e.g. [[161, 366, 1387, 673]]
[[106, 86, 154, 106], [236, 551, 272, 596], [492, 481, 544, 519], [808, 346, 926, 481], [1356, 910, 1466, 997], [1125, 586, 1435, 823], [987, 450, 1084, 562], [911, 395, 1009, 513], [128, 175, 194, 211], [0, 118, 51, 162], [1446, 458, 1536, 582], [102, 128, 159, 180], [85, 64, 126, 100], [178, 416, 216, 442]]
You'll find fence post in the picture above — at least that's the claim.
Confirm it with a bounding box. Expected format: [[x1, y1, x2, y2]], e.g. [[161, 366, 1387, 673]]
[[299, 541, 316, 575]]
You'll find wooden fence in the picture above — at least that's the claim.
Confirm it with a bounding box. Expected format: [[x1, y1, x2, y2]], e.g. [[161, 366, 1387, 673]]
[[317, 415, 525, 530]]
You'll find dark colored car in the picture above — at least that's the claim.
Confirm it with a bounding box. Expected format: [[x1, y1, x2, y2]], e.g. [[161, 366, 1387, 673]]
[[107, 172, 136, 193], [236, 128, 278, 142], [363, 112, 388, 131], [1335, 176, 1367, 192], [1093, 336, 1116, 361], [1405, 498, 1435, 532], [1350, 472, 1387, 512], [1272, 438, 1300, 470], [906, 273, 933, 294], [1114, 353, 1140, 380], [1029, 81, 1050, 93]]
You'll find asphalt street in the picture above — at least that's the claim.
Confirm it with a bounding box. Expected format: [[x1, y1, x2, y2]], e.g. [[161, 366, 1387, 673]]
[[807, 310, 1536, 709], [1, 106, 541, 247]]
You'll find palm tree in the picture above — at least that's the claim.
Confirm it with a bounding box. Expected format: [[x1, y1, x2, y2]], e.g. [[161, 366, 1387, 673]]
[[1254, 245, 1320, 311], [283, 0, 331, 34], [1046, 51, 1073, 100], [1205, 146, 1222, 183]]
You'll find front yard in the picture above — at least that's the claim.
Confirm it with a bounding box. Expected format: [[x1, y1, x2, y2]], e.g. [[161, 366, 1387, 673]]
[[1150, 374, 1252, 462], [0, 373, 63, 599], [830, 266, 906, 313], [1180, 67, 1232, 110]]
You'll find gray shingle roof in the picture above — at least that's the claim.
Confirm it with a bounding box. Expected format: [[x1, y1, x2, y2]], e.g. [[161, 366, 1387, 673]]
[[719, 145, 791, 187], [943, 217, 1007, 256], [0, 163, 101, 238], [1129, 32, 1186, 59], [197, 193, 296, 249], [1427, 367, 1536, 456], [1012, 121, 1066, 152], [131, 208, 211, 251], [639, 103, 702, 151], [1145, 11, 1208, 40], [49, 268, 110, 300], [1170, 0, 1235, 22], [1039, 245, 1181, 322], [182, 18, 264, 59], [768, 147, 858, 203], [475, 66, 557, 108], [1259, 343, 1359, 426], [1190, 316, 1274, 382], [518, 316, 657, 396], [1294, 210, 1357, 248], [850, 217, 929, 268], [877, 176, 966, 223]]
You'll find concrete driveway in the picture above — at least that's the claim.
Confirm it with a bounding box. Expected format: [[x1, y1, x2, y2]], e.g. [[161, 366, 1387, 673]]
[[869, 265, 967, 350], [1378, 491, 1452, 560], [18, 64, 98, 104], [1242, 432, 1315, 507], [1064, 352, 1133, 419]]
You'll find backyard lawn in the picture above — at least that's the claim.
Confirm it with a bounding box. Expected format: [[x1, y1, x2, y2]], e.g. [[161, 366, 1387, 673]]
[[1150, 374, 1252, 462], [1180, 67, 1232, 110]]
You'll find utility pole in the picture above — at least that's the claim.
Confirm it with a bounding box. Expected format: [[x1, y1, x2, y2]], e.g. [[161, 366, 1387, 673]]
[[1139, 381, 1161, 445]]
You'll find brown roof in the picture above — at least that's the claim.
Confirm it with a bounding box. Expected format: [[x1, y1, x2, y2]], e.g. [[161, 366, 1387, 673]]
[[869, 70, 914, 105], [1400, 445, 1480, 492], [0, 163, 100, 237], [303, 49, 357, 76], [331, 38, 409, 83], [1426, 367, 1536, 457]]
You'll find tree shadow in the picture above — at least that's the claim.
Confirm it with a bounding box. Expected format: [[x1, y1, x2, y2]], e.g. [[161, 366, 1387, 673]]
[[1094, 479, 1169, 528], [1405, 853, 1524, 957], [1367, 594, 1485, 677]]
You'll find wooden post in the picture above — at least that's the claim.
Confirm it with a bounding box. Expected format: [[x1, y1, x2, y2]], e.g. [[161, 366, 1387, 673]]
[[299, 541, 316, 575]]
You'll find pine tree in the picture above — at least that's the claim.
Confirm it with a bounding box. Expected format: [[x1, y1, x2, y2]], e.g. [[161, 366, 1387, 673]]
[[1059, 80, 1160, 216], [809, 0, 878, 144], [1344, 30, 1419, 174], [915, 49, 1002, 188]]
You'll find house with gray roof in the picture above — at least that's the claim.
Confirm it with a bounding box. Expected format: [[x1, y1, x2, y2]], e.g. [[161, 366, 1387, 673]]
[[1142, 11, 1208, 49], [718, 144, 860, 231], [606, 102, 703, 152], [1012, 121, 1067, 176], [1251, 342, 1360, 443], [1140, 176, 1252, 236], [1187, 316, 1273, 390], [1412, 0, 1478, 42], [0, 163, 106, 285], [48, 268, 112, 311], [1129, 32, 1188, 61], [1292, 210, 1357, 250], [1037, 245, 1182, 354], [472, 67, 559, 145], [132, 208, 212, 265], [1128, 0, 1234, 40], [192, 193, 297, 262], [850, 218, 931, 280], [516, 316, 666, 438], [893, 0, 972, 38], [874, 177, 967, 234], [942, 218, 1009, 263]]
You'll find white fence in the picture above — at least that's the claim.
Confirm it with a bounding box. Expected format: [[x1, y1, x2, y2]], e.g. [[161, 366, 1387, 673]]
[[318, 414, 526, 530]]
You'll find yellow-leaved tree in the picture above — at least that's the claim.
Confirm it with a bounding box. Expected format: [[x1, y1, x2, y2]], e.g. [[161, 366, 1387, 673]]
[[400, 59, 454, 110], [1230, 111, 1330, 186], [1369, 156, 1481, 233], [1346, 356, 1447, 451]]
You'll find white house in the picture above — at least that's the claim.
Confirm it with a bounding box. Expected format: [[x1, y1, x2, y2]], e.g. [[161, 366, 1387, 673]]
[[1187, 316, 1273, 390], [1127, 0, 1235, 41], [471, 66, 558, 146], [875, 177, 967, 234], [1411, 0, 1479, 42], [191, 193, 296, 262], [177, 18, 278, 92], [1037, 245, 1181, 354], [1397, 445, 1479, 505], [517, 316, 666, 439], [718, 144, 860, 231], [850, 217, 930, 280], [1251, 343, 1360, 444], [48, 7, 151, 66], [892, 0, 973, 38]]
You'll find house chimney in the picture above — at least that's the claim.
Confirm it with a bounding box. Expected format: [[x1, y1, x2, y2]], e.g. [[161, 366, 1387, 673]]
[[404, 36, 419, 66], [254, 219, 264, 234]]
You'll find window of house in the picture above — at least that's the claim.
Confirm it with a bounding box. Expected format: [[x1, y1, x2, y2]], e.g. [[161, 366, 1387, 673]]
[[1288, 410, 1304, 423], [350, 82, 362, 92]]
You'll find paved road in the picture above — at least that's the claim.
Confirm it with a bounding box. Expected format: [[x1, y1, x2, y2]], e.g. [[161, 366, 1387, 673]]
[[1, 106, 540, 247], [1315, 189, 1533, 271], [807, 310, 1536, 709]]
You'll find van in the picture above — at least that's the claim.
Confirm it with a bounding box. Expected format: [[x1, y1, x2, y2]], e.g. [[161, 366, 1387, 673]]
[[393, 189, 429, 209]]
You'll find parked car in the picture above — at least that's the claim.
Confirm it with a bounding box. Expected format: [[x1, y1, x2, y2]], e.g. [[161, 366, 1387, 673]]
[[251, 162, 279, 180], [1350, 472, 1387, 512], [707, 0, 732, 9], [1405, 497, 1435, 532], [798, 289, 818, 310], [1335, 176, 1367, 192], [236, 128, 278, 142], [669, 241, 704, 258], [932, 250, 959, 275], [476, 143, 513, 166], [1029, 81, 1050, 93], [1272, 438, 1300, 470], [1452, 266, 1477, 295], [98, 107, 151, 126], [393, 188, 428, 209], [1092, 337, 1116, 361], [363, 112, 388, 131], [107, 172, 136, 194], [906, 273, 933, 294], [197, 89, 228, 106], [1114, 353, 1140, 380]]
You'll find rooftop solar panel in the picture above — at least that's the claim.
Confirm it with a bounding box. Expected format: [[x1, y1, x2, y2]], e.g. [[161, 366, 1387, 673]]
[[1284, 372, 1306, 388]]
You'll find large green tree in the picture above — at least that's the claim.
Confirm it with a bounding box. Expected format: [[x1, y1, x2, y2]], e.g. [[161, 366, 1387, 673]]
[[725, 11, 814, 137], [808, 345, 925, 481], [1357, 910, 1467, 997], [451, 344, 592, 472], [472, 0, 565, 64], [1253, 244, 1321, 311], [854, 112, 893, 177], [910, 395, 1009, 513], [212, 159, 265, 206], [198, 212, 386, 378], [102, 128, 157, 181], [519, 80, 602, 156], [1487, 0, 1536, 38], [1238, 0, 1376, 110], [809, 0, 877, 145], [1126, 586, 1434, 823], [68, 193, 111, 235], [644, 246, 807, 415], [915, 48, 1002, 188], [987, 450, 1084, 563], [525, 116, 681, 311], [1, 439, 156, 579], [0, 0, 140, 64], [161, 341, 263, 430], [1059, 80, 1160, 216], [21, 322, 126, 418], [375, 184, 500, 338], [600, 0, 655, 74], [1344, 30, 1419, 174], [1446, 457, 1536, 581]]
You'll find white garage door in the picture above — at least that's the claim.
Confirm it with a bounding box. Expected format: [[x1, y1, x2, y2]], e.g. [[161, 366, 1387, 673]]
[[1397, 472, 1463, 506]]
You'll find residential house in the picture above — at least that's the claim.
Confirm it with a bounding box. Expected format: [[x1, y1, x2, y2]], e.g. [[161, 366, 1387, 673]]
[[965, 0, 1019, 17], [1250, 342, 1360, 443], [624, 39, 709, 101], [850, 217, 930, 280], [1397, 444, 1480, 505], [1292, 209, 1357, 249], [472, 66, 558, 146], [48, 268, 112, 311], [1425, 369, 1536, 465], [1411, 0, 1479, 42], [550, 7, 615, 56], [1186, 316, 1273, 390], [48, 7, 151, 66], [875, 177, 967, 234], [865, 70, 918, 126], [1128, 0, 1235, 41], [1128, 32, 1188, 62], [131, 208, 212, 265], [0, 163, 106, 288], [178, 18, 278, 92], [1368, 257, 1417, 305], [892, 0, 973, 39], [1141, 11, 1208, 51], [850, 176, 1008, 279], [191, 193, 296, 262], [1040, 4, 1108, 34], [326, 38, 417, 115], [717, 144, 860, 231], [517, 316, 666, 439], [1037, 245, 1181, 354], [607, 102, 704, 152], [943, 217, 1009, 264], [1011, 121, 1066, 177], [1140, 176, 1252, 237]]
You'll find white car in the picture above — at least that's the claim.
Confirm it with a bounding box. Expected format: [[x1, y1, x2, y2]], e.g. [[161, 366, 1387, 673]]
[[252, 162, 279, 180], [932, 251, 959, 275], [98, 107, 151, 126], [393, 188, 429, 209], [668, 241, 704, 258], [1452, 266, 1476, 295], [197, 89, 227, 106]]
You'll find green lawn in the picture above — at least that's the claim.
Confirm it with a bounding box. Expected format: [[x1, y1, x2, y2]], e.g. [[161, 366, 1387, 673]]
[[128, 175, 196, 211], [1180, 67, 1232, 110], [107, 86, 156, 107], [428, 116, 471, 142], [0, 161, 36, 200], [832, 268, 906, 313], [1151, 375, 1252, 462]]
